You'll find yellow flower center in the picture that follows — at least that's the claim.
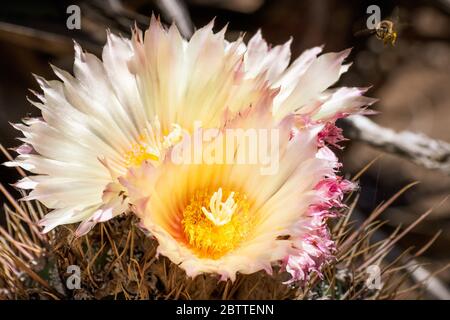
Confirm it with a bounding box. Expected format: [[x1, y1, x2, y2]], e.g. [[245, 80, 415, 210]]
[[124, 138, 159, 167], [124, 123, 183, 167], [181, 188, 252, 259]]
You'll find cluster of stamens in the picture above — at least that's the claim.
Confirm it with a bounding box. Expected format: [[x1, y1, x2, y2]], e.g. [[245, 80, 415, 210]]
[[124, 123, 183, 167], [181, 188, 252, 259]]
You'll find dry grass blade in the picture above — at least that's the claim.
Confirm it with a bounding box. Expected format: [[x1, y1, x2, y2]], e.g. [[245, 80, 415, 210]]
[[339, 181, 419, 253]]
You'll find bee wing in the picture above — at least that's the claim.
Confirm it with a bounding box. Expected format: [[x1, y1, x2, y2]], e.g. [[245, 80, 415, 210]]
[[388, 6, 409, 35], [391, 6, 401, 24]]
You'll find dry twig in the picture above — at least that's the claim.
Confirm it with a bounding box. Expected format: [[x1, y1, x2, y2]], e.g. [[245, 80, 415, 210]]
[[343, 115, 450, 175]]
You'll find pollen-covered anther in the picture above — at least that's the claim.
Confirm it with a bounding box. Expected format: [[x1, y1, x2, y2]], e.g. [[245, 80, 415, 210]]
[[124, 123, 184, 167], [123, 137, 159, 167], [181, 188, 252, 259]]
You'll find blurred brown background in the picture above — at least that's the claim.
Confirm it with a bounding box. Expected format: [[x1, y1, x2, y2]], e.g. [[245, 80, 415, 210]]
[[0, 0, 449, 295]]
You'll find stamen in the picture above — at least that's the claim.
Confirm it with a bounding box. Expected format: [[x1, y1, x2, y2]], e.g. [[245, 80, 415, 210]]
[[124, 137, 159, 167], [124, 122, 183, 167]]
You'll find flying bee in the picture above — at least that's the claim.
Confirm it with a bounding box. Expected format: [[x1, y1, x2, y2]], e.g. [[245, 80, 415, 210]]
[[355, 19, 398, 46], [374, 20, 398, 45]]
